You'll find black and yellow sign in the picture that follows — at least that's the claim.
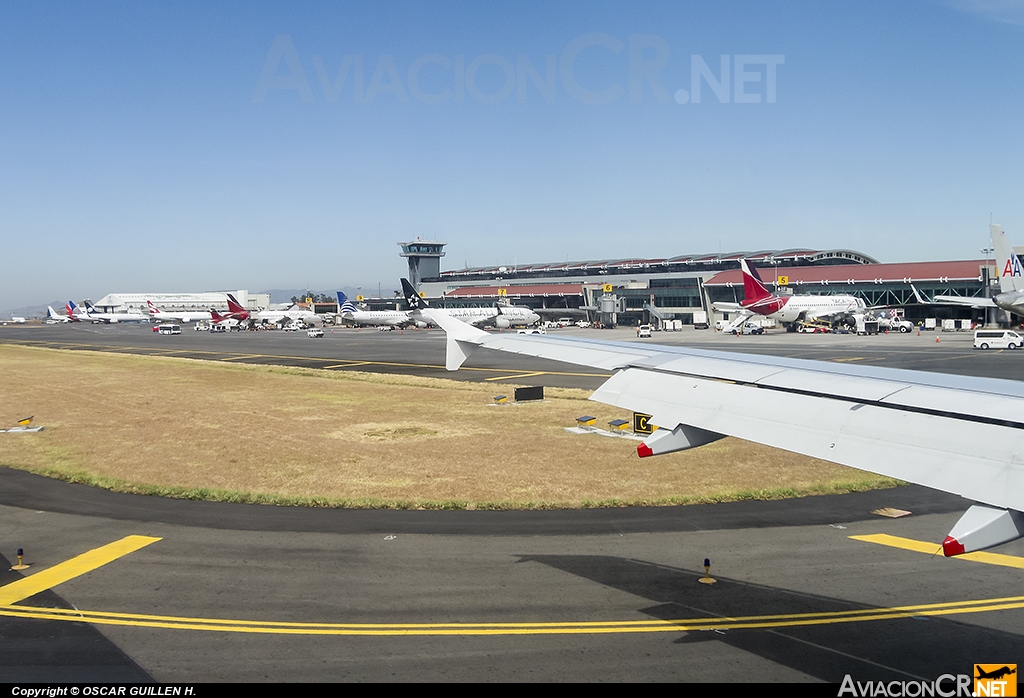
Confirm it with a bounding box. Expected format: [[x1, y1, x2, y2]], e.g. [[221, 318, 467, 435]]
[[777, 275, 789, 286], [356, 295, 365, 301], [603, 283, 613, 293], [633, 412, 654, 435], [498, 288, 507, 296], [975, 665, 1017, 697]]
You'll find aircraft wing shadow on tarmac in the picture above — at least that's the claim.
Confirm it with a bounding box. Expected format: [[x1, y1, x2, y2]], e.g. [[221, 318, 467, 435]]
[[409, 278, 1024, 558]]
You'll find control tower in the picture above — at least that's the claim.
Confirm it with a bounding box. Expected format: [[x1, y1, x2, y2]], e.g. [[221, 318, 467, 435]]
[[398, 239, 447, 290]]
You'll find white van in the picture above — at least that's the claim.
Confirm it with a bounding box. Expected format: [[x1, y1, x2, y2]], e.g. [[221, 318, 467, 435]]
[[973, 330, 1022, 350]]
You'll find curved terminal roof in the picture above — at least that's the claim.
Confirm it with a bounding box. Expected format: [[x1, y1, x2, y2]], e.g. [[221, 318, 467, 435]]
[[440, 248, 879, 280]]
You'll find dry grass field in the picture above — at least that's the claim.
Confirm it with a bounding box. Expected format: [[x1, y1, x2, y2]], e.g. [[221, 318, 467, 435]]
[[0, 345, 899, 508]]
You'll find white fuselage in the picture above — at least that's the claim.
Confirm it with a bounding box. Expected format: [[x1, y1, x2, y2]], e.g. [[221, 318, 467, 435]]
[[255, 309, 321, 326], [344, 309, 416, 327], [78, 310, 149, 324], [767, 295, 866, 323], [441, 306, 541, 328], [150, 310, 214, 323]]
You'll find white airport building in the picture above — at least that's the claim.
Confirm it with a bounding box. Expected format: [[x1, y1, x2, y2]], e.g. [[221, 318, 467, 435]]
[[91, 291, 269, 314]]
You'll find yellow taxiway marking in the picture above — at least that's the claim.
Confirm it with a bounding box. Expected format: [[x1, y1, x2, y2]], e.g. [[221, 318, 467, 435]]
[[0, 535, 161, 605], [220, 354, 264, 361], [323, 361, 375, 369], [2, 594, 1023, 636], [850, 534, 1024, 569], [485, 371, 548, 381]]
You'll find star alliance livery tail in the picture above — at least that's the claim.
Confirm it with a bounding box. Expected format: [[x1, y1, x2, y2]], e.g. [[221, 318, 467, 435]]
[[400, 278, 428, 310]]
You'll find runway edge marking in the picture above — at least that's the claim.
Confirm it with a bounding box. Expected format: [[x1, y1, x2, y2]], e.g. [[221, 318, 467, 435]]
[[0, 535, 161, 605]]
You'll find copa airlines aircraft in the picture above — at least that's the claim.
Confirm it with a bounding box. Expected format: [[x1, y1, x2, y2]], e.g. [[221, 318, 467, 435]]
[[714, 259, 867, 330], [337, 291, 421, 327], [423, 302, 1024, 559], [916, 225, 1024, 318]]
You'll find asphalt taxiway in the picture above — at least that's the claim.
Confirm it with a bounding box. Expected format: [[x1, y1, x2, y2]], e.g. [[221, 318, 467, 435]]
[[1, 324, 1022, 682]]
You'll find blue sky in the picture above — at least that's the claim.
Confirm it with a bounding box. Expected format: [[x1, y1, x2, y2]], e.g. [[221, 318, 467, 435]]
[[3, 1, 1024, 310]]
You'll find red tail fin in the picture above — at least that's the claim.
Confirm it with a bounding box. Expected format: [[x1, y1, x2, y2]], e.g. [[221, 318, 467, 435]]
[[226, 294, 245, 314], [740, 259, 773, 304], [210, 309, 226, 323]]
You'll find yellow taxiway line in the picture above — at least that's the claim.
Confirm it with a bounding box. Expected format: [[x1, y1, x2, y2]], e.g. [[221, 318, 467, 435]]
[[0, 535, 161, 605], [2, 534, 1023, 635], [850, 534, 1024, 569], [2, 594, 1023, 636], [485, 371, 548, 381]]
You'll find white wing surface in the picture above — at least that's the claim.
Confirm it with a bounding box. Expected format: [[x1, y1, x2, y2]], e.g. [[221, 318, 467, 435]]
[[423, 308, 1024, 556]]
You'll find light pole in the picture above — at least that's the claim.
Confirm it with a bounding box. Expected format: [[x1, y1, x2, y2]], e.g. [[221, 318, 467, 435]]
[[981, 246, 994, 327]]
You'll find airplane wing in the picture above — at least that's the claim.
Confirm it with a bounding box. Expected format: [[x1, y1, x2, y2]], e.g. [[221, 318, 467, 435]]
[[911, 284, 996, 309], [932, 294, 996, 309], [423, 307, 1024, 557]]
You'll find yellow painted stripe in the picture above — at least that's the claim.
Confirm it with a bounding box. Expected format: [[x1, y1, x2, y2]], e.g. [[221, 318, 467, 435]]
[[485, 371, 548, 382], [2, 593, 1023, 636], [323, 362, 374, 369], [0, 535, 161, 605], [850, 534, 1024, 569], [221, 354, 263, 361]]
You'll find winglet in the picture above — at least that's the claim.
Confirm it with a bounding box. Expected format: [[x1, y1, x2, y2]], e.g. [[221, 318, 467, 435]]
[[910, 284, 929, 305], [421, 308, 488, 370]]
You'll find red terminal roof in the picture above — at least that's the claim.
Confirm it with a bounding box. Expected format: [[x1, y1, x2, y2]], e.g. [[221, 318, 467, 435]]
[[705, 259, 988, 286]]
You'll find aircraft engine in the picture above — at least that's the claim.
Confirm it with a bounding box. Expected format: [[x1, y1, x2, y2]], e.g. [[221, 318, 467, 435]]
[[109, 318, 119, 323], [414, 321, 428, 329], [495, 316, 511, 329]]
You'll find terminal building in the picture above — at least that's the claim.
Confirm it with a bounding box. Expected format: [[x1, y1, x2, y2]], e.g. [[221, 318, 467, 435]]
[[407, 241, 1010, 327]]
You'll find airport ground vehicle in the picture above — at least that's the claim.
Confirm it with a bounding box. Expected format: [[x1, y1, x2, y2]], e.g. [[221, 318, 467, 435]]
[[637, 324, 652, 338], [693, 311, 710, 329], [729, 322, 765, 335], [210, 324, 226, 333], [156, 324, 181, 335], [307, 328, 324, 338], [517, 328, 546, 335], [974, 330, 1022, 349]]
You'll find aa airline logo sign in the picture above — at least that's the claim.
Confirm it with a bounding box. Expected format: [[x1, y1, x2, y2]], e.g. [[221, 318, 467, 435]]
[[1003, 255, 1023, 278], [975, 665, 1017, 697]]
